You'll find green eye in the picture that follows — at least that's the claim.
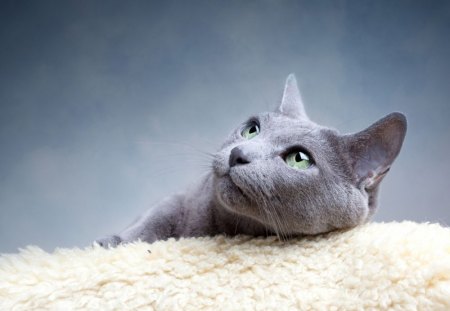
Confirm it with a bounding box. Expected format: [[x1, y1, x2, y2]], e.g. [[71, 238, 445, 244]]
[[241, 123, 260, 139], [285, 151, 312, 169]]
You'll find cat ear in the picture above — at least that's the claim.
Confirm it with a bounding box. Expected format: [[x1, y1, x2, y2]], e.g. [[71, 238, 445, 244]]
[[277, 74, 309, 119], [344, 112, 407, 190]]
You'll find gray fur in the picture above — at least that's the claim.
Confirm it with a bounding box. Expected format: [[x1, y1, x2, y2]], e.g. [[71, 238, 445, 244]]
[[96, 74, 407, 247]]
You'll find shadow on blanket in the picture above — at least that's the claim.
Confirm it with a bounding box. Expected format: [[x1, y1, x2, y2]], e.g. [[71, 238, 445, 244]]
[[1, 222, 449, 310]]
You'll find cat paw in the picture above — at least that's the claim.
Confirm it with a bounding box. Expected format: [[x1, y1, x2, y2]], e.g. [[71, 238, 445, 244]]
[[95, 235, 122, 248]]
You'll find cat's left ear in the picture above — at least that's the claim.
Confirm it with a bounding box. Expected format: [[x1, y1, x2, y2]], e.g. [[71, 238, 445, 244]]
[[344, 112, 407, 190], [277, 74, 309, 120]]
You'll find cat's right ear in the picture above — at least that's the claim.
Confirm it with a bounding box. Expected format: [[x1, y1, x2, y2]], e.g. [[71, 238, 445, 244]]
[[277, 74, 309, 120], [343, 112, 407, 190]]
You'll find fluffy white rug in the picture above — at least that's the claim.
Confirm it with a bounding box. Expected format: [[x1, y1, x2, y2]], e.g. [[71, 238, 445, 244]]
[[1, 222, 449, 310]]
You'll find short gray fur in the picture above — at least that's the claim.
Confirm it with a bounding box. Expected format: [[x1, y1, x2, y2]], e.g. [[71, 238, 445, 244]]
[[96, 74, 407, 247]]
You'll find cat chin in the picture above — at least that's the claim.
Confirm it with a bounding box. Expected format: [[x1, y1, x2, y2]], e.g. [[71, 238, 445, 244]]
[[215, 175, 247, 206], [214, 175, 259, 215]]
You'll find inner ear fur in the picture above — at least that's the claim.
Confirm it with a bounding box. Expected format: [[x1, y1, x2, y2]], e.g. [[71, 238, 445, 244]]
[[343, 112, 407, 190]]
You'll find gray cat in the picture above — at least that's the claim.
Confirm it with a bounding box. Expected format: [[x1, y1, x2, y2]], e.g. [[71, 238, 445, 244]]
[[96, 74, 407, 247]]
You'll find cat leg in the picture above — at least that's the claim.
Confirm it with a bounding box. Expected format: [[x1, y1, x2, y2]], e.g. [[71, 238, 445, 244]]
[[94, 234, 122, 248], [95, 194, 184, 248]]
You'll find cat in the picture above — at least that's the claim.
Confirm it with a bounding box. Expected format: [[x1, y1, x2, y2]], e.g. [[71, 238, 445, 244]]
[[96, 74, 407, 247]]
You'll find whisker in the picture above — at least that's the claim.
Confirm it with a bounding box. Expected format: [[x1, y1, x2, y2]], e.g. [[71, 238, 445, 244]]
[[258, 180, 289, 242], [255, 184, 282, 240], [136, 140, 216, 158], [270, 193, 290, 241], [245, 182, 272, 238], [234, 212, 240, 236]]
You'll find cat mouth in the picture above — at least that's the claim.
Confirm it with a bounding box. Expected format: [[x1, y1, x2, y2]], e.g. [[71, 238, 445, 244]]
[[220, 171, 250, 200], [228, 171, 252, 200], [233, 181, 247, 197], [215, 173, 253, 212]]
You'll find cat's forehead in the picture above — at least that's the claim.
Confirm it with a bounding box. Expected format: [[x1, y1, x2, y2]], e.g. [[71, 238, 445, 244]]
[[258, 112, 324, 134], [251, 112, 336, 149]]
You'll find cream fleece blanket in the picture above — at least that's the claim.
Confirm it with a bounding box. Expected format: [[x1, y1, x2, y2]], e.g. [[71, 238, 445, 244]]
[[1, 222, 449, 310]]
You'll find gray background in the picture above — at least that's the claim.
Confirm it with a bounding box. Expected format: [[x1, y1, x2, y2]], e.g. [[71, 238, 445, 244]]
[[1, 1, 449, 253]]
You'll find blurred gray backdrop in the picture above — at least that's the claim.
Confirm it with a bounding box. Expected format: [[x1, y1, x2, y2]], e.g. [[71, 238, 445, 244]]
[[1, 1, 449, 252]]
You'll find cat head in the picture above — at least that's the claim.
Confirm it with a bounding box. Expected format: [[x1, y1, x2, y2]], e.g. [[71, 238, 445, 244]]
[[212, 74, 407, 236]]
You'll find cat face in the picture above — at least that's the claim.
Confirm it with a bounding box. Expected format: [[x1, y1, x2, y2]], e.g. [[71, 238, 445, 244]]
[[212, 74, 406, 237]]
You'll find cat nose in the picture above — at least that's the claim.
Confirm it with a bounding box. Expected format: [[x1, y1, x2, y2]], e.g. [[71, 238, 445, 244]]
[[229, 146, 251, 167]]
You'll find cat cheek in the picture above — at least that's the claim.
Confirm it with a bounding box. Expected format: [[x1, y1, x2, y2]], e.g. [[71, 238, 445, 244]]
[[212, 155, 230, 177], [336, 189, 370, 227]]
